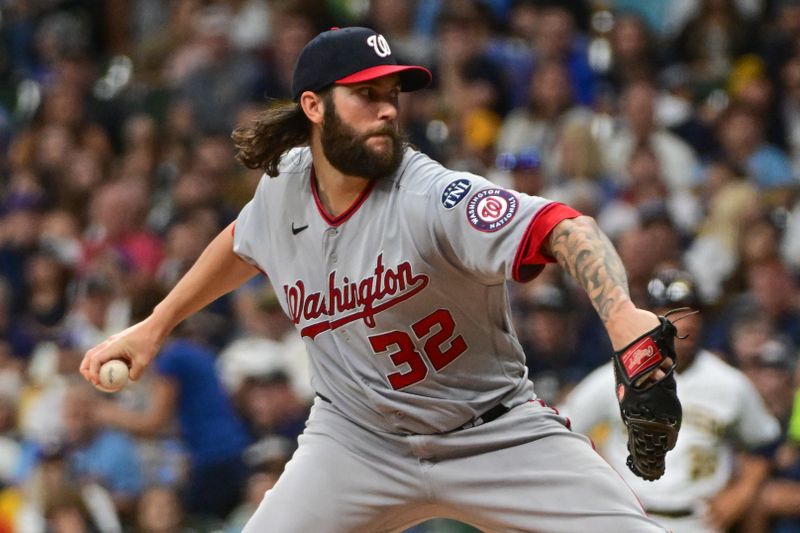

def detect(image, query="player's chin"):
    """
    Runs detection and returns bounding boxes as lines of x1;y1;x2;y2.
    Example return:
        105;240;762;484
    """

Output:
366;134;394;152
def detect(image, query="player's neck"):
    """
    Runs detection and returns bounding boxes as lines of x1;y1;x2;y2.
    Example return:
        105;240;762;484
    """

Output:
310;143;372;218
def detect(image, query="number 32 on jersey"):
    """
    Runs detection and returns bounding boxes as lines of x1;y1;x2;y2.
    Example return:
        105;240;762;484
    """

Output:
368;309;468;389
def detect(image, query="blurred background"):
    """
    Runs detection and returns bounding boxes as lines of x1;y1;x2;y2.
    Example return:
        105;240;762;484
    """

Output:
0;0;799;532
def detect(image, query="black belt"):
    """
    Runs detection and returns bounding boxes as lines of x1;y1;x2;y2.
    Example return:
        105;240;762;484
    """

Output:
456;402;510;431
316;392;332;404
316;393;510;430
647;508;693;518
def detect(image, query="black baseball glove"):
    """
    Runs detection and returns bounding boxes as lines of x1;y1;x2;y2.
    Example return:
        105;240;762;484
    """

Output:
612;314;682;481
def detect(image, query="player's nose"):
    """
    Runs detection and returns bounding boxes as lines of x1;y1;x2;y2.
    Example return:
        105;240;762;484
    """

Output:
377;100;398;122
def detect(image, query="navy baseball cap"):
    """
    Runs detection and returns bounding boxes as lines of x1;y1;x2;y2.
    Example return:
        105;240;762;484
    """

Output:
291;27;432;101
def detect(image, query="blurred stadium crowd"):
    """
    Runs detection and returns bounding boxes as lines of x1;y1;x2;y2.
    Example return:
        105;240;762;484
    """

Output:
0;0;800;532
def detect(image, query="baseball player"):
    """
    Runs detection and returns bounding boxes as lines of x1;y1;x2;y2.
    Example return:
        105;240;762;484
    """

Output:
562;268;781;533
81;27;677;532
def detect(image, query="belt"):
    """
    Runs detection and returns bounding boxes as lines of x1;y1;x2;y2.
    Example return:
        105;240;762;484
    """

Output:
647;508;693;518
316;393;510;430
459;403;510;430
316;392;332;403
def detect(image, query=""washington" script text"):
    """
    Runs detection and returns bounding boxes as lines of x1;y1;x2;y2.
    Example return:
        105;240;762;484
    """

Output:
283;254;429;338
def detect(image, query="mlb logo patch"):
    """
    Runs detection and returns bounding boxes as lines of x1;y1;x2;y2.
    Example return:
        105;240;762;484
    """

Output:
466;188;518;232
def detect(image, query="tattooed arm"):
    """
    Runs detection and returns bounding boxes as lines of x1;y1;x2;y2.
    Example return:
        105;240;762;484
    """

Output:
544;216;660;351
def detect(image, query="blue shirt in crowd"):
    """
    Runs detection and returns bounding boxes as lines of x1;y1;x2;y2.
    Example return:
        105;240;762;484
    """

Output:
70;430;143;497
748;144;797;190
155;339;251;467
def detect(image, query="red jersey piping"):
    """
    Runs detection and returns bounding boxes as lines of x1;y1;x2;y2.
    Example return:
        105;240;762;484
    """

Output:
310;166;378;227
511;202;582;282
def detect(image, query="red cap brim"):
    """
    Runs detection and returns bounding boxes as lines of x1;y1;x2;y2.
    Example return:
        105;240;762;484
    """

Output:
336;65;432;92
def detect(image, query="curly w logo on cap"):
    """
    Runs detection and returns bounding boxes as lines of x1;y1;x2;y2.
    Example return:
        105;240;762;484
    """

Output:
290;27;431;101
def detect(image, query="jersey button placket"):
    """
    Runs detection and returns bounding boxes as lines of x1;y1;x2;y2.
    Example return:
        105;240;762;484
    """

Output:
324;227;340;266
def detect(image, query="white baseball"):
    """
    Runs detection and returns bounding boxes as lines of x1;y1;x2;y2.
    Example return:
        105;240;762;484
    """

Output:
98;359;130;392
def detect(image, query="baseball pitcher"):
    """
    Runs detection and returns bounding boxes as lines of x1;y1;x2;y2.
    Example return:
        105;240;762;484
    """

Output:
81;27;680;532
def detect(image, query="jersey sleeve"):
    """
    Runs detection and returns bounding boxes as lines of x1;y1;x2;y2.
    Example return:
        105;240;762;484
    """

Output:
232;174;270;269
232;148;310;270
732;373;781;450
428;172;581;284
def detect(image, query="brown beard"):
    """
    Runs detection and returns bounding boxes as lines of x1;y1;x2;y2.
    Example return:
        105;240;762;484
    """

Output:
320;96;405;180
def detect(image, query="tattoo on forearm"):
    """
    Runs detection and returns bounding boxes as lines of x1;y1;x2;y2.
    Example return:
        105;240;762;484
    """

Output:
549;218;630;321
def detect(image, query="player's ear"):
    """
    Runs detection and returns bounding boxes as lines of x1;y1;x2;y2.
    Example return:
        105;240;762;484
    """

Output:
300;91;325;125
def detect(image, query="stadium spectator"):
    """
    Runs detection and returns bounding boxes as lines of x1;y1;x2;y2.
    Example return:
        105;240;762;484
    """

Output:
430;2;508;166
175;5;263;135
684;159;760;303
598;146;700;238
93;330;251;520
604;12;662;92
218;280;310;402
672;0;759;85
741;340;800;533
17;442;122;533
496;61;590;180
707;258;800;354
135;485;193;533
541;118;614;217
82;180;164;280
716;104;796;190
59;382;143;513
529;3;596;105
517;280;609;405
250;5;317;101
741;337;798;422
784;55;800;170
602;80;699;195
225;435;293;533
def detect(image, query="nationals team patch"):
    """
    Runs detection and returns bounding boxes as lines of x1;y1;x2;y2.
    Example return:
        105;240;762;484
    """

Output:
441;178;472;209
466;188;518;232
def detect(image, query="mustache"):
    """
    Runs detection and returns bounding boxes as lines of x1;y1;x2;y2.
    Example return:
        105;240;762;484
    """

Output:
360;124;399;141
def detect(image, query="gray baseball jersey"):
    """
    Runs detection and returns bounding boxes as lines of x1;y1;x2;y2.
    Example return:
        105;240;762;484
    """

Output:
233;146;666;532
234;146;578;434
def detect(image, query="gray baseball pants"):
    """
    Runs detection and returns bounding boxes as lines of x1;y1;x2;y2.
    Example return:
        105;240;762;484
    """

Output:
243;398;667;532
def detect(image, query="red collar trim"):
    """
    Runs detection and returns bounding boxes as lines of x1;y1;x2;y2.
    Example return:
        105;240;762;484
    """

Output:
310;166;378;227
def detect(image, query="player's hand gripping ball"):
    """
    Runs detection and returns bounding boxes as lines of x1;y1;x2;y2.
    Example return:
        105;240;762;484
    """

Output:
97;359;130;393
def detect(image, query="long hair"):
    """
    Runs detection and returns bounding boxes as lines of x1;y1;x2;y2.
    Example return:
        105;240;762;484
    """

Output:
231;100;311;177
